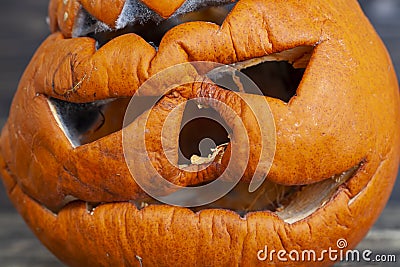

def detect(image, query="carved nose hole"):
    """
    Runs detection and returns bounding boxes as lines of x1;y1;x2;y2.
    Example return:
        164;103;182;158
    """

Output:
178;100;230;165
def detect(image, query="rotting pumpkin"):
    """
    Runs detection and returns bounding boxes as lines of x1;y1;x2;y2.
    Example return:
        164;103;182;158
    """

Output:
0;0;399;266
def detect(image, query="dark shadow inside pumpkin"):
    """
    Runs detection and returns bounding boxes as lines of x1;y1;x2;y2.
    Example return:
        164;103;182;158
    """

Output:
178;100;231;165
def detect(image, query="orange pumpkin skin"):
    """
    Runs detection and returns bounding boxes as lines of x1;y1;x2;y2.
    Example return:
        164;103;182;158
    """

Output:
1;0;399;266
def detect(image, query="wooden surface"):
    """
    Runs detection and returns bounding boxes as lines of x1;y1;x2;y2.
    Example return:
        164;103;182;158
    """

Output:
0;0;399;266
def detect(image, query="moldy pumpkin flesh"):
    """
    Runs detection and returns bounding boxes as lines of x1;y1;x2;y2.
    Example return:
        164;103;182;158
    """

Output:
0;0;399;266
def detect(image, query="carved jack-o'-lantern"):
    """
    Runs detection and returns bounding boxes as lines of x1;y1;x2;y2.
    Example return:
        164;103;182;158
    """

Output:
1;0;399;266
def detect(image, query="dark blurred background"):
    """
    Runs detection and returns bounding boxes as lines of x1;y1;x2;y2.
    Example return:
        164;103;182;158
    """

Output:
0;0;399;266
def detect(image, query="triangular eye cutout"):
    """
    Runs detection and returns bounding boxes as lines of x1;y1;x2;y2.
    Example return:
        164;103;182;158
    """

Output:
48;96;161;147
48;98;130;147
240;61;305;103
207;46;315;103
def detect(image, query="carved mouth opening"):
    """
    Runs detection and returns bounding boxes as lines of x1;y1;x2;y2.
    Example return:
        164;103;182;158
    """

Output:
130;163;362;223
75;2;237;49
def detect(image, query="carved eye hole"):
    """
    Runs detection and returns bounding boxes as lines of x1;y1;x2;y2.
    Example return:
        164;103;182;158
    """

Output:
48;97;126;147
240;61;305;102
75;3;237;49
207;45;314;103
48;97;161;147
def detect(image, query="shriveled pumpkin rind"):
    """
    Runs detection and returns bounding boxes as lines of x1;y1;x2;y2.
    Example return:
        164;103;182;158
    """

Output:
3;0;398;209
